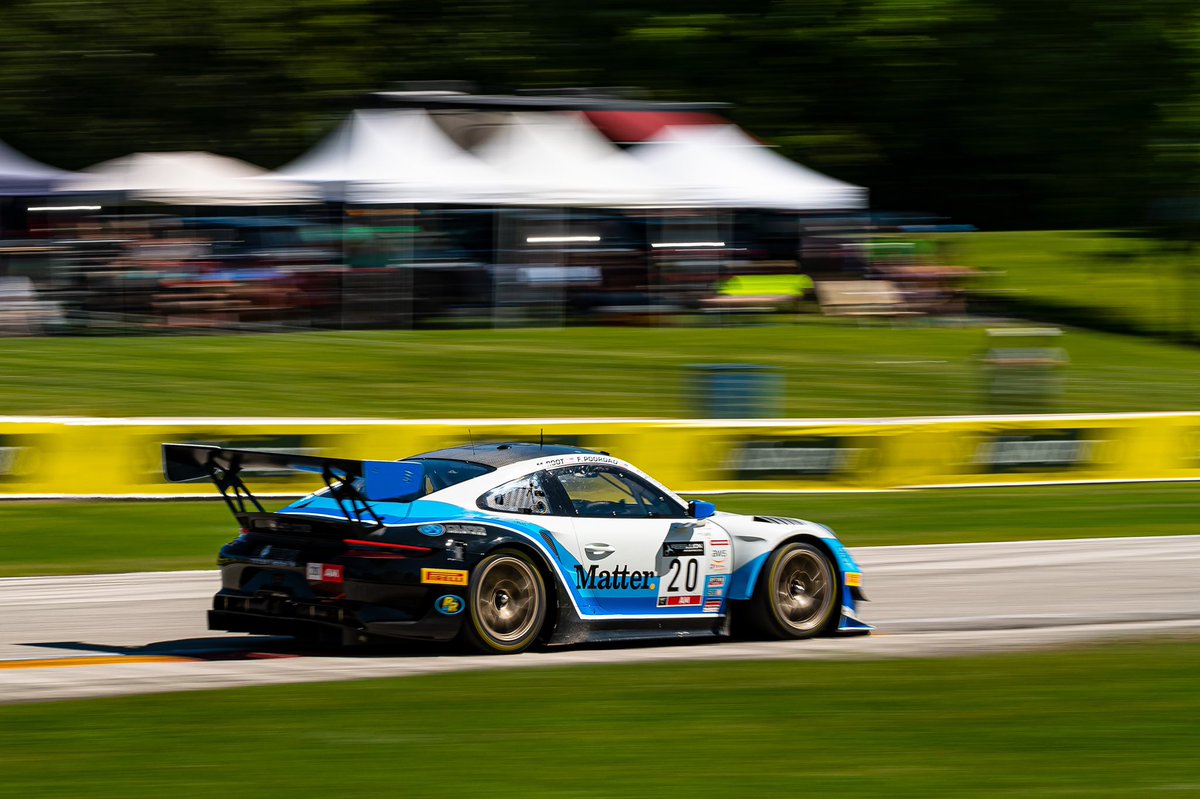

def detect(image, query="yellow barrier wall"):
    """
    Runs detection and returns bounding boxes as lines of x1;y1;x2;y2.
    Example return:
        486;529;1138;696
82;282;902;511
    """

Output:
1;414;1198;497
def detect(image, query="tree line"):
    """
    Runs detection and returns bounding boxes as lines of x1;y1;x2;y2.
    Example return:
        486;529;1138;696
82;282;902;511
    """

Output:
1;0;1198;228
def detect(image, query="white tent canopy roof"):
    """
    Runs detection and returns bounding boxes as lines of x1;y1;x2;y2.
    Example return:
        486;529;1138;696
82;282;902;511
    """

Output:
60;151;316;205
0;138;73;196
472;112;670;207
631;125;868;210
276;109;514;205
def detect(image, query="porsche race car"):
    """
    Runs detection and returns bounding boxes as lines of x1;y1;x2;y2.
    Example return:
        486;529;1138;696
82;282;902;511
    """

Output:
163;441;871;654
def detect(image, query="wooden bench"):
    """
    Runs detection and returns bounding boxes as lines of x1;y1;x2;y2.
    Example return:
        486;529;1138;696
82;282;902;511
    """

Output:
814;280;916;317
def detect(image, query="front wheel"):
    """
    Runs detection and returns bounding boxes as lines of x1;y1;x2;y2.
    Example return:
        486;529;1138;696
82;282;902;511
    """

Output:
743;542;838;639
461;550;547;654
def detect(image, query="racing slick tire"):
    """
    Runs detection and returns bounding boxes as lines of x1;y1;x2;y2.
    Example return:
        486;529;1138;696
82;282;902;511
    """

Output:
461;549;547;654
742;542;838;640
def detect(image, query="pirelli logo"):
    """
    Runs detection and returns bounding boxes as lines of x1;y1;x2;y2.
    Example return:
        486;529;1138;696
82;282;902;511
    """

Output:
421;568;469;586
845;572;862;587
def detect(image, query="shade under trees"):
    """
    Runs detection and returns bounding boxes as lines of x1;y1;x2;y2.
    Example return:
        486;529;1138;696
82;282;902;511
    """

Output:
0;0;1194;225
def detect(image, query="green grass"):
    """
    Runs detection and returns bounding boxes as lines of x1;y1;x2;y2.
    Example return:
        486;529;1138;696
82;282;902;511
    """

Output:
1;640;1196;797
1;322;1199;418
3;481;1196;577
0;501;232;576
938;229;1200;338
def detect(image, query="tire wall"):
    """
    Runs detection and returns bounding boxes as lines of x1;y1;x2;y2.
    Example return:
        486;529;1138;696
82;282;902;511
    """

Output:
1;412;1199;496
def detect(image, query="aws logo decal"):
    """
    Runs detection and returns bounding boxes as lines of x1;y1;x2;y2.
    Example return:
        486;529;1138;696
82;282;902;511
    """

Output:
435;595;464;616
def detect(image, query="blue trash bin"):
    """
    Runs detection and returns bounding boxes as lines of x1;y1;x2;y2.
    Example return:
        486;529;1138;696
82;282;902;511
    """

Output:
688;364;784;418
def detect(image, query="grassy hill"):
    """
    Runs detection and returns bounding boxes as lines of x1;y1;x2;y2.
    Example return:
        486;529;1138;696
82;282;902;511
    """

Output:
939;230;1200;340
1;321;1198;419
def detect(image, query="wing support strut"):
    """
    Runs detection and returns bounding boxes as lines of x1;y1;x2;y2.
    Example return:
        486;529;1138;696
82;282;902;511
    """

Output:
205;452;266;518
319;465;384;529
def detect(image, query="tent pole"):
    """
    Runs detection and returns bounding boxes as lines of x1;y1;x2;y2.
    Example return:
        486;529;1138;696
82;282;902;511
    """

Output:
556;204;565;329
406;205;415;330
340;201;351;331
492;206;501;329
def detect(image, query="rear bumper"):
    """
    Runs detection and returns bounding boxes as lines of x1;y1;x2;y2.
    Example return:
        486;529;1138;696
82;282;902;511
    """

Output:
209;609;363;646
209;591;464;644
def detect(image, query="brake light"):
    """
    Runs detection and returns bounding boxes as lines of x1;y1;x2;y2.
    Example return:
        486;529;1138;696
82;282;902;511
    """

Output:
343;539;433;553
344;551;409;560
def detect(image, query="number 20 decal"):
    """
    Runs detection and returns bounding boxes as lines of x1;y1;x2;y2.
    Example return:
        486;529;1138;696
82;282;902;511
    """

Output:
665;558;699;592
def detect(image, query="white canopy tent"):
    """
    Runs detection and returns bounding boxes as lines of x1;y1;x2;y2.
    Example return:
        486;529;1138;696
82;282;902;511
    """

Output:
0;138;73;196
60;151;316;205
631;125;868;211
275;109;514;205
472;112;672;207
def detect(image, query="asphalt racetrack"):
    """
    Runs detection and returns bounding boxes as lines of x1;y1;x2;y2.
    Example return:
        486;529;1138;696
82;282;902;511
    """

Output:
2;535;1198;704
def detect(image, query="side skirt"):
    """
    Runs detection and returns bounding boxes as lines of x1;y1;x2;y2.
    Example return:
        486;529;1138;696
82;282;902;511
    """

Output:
547;602;726;646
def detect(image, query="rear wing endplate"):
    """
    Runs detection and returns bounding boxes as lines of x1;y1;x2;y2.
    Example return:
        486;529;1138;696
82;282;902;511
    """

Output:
161;443;424;527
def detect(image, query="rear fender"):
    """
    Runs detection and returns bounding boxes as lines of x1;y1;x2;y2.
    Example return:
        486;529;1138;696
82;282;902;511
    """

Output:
480;538;564;643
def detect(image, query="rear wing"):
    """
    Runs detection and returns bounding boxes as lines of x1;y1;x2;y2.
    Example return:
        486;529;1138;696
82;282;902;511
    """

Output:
161;443;424;527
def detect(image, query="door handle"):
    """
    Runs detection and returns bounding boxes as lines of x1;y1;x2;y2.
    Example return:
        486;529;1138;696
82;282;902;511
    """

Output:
584;543;615;560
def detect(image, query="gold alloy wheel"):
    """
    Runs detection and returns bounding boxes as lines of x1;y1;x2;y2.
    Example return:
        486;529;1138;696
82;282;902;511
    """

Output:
771;546;834;633
474;555;542;644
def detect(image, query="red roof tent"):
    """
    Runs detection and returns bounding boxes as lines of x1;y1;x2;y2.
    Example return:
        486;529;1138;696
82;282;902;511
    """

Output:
585;111;728;144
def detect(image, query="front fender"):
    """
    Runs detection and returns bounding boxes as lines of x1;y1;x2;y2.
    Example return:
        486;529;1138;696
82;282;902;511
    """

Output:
727;535;871;634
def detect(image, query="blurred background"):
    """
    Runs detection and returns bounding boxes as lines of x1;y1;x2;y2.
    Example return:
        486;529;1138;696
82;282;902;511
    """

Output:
0;0;1198;349
1;6;1199;795
0;0;1198;478
0;0;1197;478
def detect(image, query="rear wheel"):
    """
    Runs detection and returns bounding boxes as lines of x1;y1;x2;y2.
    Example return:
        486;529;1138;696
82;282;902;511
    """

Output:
462;550;547;654
744;542;838;639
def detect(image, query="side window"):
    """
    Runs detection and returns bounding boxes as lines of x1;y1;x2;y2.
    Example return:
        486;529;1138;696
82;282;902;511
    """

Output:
478;473;551;515
551;465;684;518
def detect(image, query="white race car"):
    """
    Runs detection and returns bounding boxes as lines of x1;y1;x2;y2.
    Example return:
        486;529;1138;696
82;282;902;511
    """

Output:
164;441;871;653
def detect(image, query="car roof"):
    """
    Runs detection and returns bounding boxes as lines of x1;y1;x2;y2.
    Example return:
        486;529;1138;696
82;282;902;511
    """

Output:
410;442;600;469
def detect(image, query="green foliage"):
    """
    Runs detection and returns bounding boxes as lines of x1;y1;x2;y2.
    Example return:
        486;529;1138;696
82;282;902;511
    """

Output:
0;0;1198;224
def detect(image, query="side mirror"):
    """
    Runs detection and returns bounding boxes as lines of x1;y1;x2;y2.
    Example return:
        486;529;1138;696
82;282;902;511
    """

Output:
363;461;425;502
687;500;716;520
